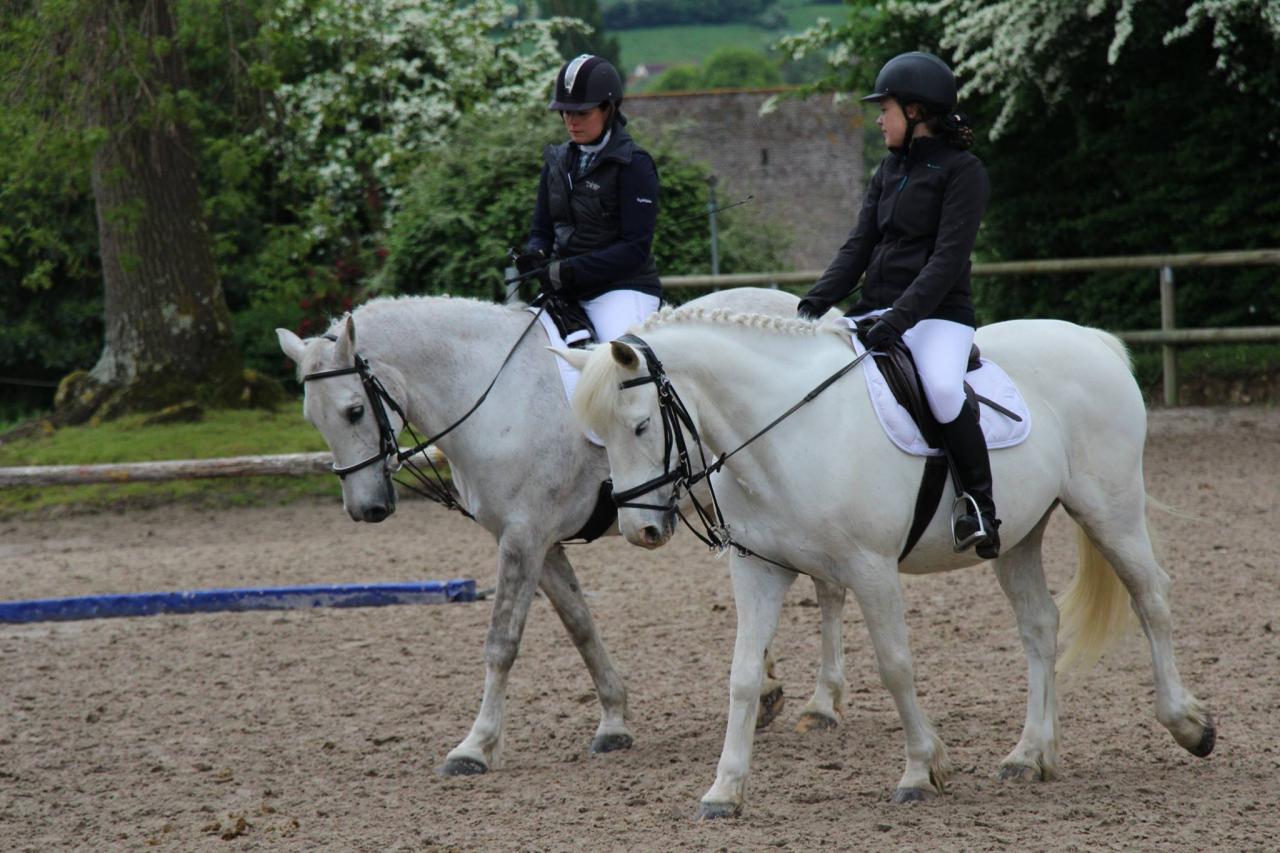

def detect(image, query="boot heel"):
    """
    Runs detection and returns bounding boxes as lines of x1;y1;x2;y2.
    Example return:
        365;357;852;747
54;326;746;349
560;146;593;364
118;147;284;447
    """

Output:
975;519;1002;559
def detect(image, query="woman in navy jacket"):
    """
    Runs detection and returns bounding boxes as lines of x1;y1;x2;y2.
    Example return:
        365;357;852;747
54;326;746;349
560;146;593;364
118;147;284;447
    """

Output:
799;51;1001;558
516;55;662;344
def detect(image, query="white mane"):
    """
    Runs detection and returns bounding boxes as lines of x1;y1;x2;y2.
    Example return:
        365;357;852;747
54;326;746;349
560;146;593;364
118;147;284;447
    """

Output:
323;293;522;339
575;305;835;432
638;304;820;336
299;293;528;379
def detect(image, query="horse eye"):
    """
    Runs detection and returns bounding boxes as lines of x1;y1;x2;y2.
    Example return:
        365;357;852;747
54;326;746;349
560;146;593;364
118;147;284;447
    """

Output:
346;404;365;424
634;418;650;437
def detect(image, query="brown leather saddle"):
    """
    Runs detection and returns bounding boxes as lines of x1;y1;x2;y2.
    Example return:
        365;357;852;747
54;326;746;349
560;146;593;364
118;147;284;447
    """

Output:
532;292;597;348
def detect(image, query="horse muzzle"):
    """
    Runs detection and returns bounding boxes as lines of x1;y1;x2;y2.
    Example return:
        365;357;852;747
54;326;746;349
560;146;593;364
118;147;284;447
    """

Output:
624;507;676;549
346;471;398;523
360;502;395;523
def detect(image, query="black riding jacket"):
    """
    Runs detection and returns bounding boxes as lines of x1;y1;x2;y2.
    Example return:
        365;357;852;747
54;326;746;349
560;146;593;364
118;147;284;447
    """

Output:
529;124;661;302
799;136;989;331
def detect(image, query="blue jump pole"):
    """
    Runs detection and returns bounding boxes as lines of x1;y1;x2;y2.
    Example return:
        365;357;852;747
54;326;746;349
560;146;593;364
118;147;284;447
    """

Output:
0;579;476;624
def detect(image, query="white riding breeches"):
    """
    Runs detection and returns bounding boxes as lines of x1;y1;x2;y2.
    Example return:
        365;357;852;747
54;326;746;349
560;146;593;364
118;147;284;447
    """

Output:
581;289;661;343
855;310;976;424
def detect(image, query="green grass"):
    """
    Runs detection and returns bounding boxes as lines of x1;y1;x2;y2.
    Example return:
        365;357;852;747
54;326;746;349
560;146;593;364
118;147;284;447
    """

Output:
781;2;847;31
618;4;844;79
0;406;340;517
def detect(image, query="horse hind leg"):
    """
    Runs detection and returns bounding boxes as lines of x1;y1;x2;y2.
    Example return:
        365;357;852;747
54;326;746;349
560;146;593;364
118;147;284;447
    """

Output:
795;577;846;733
540;545;633;754
991;508;1060;782
438;527;545;776
755;647;785;730
759;576;847;732
1063;484;1216;759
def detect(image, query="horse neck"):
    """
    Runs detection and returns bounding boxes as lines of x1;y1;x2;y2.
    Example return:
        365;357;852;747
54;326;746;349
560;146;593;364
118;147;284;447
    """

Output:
652;323;845;455
354;298;534;457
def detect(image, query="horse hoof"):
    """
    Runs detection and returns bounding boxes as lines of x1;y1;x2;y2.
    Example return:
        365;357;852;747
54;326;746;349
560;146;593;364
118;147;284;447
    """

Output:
697;801;741;821
794;711;839;734
1189;720;1216;758
755;687;785;730
437;757;488;777
590;732;634;754
891;787;937;804
998;763;1043;783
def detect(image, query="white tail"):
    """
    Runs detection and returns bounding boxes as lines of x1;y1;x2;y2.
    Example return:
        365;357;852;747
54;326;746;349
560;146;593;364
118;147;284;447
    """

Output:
1056;525;1135;672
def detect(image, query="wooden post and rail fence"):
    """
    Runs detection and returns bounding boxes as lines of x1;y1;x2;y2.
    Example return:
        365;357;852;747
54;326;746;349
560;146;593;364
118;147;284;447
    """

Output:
2;249;1276;488
664;248;1280;409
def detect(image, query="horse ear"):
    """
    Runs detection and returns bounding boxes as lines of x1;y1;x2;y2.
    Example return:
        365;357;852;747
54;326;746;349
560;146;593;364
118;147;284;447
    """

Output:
610;340;639;369
548;346;590;372
333;314;356;364
276;328;306;365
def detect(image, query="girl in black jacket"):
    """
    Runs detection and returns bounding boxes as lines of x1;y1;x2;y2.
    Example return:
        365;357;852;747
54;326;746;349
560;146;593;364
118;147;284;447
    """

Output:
798;51;1001;558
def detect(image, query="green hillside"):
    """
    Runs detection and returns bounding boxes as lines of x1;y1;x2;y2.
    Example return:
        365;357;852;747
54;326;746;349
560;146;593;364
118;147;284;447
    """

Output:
618;3;844;84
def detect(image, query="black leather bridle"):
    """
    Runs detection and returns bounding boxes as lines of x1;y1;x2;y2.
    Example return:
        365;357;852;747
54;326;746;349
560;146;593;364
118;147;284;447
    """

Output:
300;308;545;519
609;332;873;564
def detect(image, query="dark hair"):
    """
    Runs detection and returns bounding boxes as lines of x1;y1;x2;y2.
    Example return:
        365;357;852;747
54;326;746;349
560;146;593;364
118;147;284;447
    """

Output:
926;109;976;150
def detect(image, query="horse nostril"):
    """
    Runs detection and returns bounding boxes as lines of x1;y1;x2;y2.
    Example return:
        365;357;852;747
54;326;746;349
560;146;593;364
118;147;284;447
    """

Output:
642;525;662;543
365;505;389;523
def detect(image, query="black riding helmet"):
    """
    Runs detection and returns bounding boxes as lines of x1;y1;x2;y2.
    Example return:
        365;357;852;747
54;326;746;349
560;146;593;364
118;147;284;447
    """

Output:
548;54;624;111
860;51;957;113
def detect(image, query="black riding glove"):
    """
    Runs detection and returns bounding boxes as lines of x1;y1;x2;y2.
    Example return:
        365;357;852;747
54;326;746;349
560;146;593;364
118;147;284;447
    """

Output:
864;316;904;350
514;249;547;276
535;260;574;295
796;301;823;322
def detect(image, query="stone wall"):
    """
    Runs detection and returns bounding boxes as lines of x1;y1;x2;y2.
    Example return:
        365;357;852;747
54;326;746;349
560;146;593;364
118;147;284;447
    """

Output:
623;88;865;270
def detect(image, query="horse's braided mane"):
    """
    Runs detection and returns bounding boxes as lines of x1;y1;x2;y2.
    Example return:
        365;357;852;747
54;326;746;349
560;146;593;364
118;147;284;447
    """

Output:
638;304;819;336
576;305;825;430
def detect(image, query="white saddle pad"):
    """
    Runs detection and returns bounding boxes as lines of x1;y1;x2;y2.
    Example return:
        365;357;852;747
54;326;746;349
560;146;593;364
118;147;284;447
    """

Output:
535;309;605;447
842;322;1031;457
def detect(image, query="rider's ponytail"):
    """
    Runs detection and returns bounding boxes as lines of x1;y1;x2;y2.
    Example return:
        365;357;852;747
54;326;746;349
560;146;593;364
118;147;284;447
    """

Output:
932;111;975;150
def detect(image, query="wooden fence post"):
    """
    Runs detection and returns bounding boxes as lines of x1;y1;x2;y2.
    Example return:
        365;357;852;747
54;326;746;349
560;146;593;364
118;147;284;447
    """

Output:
1160;266;1178;406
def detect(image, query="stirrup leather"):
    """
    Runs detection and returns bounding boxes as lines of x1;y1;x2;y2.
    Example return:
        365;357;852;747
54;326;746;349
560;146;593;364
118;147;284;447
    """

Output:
950;491;991;552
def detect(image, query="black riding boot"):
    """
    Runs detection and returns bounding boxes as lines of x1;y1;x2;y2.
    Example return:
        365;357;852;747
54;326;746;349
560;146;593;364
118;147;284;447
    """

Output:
939;406;1001;559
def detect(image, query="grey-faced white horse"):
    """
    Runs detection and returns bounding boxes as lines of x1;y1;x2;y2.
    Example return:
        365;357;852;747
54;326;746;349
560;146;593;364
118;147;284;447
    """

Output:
275;288;846;776
563;307;1215;817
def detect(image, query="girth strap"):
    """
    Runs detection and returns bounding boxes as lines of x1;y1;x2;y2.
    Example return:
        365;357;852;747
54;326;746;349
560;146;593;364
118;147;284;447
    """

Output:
900;455;948;563
563;479;619;543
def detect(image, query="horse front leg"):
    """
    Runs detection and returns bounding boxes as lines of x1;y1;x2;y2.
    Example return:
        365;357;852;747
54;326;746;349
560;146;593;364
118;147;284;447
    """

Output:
699;554;795;820
539;545;633;754
438;527;545;775
843;556;951;803
796;577;846;732
991;509;1060;782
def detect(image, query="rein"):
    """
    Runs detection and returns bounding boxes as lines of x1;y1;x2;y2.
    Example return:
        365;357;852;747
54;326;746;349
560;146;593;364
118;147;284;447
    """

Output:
301;307;546;519
612;332;874;569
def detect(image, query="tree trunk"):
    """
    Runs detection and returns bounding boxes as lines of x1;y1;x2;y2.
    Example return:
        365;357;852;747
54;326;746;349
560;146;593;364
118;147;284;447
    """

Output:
57;0;247;423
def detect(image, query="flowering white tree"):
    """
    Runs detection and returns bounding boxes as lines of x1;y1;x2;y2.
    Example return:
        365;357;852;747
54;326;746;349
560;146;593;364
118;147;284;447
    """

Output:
260;0;581;243
782;0;1280;137
778;0;1280;331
